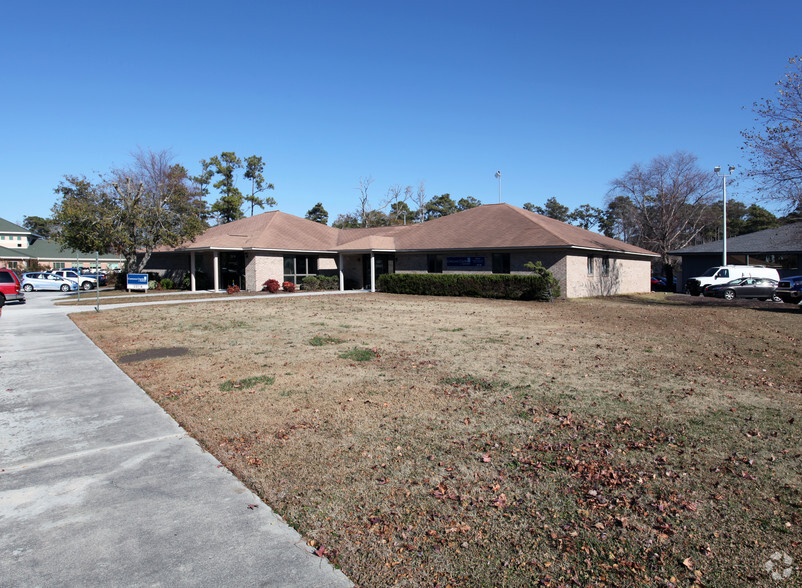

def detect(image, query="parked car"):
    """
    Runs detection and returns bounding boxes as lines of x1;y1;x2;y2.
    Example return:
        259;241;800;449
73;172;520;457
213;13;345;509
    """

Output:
21;272;79;292
75;268;108;286
50;269;97;290
651;275;677;291
685;265;780;296
702;277;781;301
774;275;802;306
0;268;25;304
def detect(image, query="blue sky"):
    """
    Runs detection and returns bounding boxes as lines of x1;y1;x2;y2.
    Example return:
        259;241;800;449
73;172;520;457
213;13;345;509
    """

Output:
1;1;800;226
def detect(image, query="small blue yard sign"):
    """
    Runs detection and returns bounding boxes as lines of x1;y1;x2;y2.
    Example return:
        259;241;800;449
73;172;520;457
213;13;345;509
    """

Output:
127;273;149;291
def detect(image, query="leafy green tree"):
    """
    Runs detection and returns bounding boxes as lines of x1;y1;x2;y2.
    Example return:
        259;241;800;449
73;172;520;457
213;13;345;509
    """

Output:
569;204;604;230
243;155;276;216
51;150;208;272
425;194;458;219
742;203;780;234
23;215;56;238
742;56;802;211
209;152;244;223
457;196;482;211
780;204;802;224
530;197;571;221
363;209;390;227
389;200;413;224
192;159;214;200
51;176;111;254
599;195;638;241
305;202;329;224
700;199;749;241
331;212;361;228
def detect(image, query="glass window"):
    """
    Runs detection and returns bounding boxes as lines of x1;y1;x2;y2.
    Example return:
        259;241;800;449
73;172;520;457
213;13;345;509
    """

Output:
718;269;729;278
283;255;318;284
492;253;510;274
601;257;610;276
427;254;442;273
587;256;594;275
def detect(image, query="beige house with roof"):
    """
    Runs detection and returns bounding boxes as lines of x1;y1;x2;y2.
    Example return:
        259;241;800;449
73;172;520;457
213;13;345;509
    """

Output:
145;203;657;298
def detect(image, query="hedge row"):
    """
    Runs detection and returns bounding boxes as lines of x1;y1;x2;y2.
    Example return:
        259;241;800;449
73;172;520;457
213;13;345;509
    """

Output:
377;272;560;301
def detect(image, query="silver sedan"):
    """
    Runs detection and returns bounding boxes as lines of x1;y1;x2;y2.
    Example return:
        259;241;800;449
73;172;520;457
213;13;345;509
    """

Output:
21;272;79;292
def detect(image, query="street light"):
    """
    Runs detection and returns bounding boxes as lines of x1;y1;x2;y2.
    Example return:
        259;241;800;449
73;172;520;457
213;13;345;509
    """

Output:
714;165;735;266
494;171;501;203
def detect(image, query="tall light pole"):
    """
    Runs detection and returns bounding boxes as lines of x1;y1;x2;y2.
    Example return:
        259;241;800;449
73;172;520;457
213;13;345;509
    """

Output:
714;165;735;266
494;171;501;203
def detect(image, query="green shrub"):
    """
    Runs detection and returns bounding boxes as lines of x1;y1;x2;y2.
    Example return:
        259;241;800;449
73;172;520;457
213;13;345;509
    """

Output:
319;275;339;290
302;276;321;291
377;271;560;301
160;278;174;290
148;279;159;290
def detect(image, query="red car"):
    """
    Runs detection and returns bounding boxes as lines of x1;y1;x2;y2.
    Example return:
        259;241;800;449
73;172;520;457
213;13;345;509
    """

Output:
0;268;26;304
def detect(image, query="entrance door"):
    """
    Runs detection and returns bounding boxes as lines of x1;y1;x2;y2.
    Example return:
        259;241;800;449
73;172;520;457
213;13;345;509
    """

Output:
220;252;246;289
362;254;395;289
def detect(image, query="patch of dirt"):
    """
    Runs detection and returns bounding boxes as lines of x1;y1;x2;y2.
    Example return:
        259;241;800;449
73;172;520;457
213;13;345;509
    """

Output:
118;346;190;363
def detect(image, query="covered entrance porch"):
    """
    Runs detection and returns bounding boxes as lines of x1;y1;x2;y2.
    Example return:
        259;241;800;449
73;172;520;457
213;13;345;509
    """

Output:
337;252;395;292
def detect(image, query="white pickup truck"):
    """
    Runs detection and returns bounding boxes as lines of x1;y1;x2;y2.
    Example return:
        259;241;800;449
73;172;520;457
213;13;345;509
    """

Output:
50;269;97;291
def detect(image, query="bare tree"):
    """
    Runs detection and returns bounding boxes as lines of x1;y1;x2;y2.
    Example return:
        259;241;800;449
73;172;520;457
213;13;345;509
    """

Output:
742;56;802;211
608;151;720;278
411;181;428;222
356;176;374;227
383;184;414;224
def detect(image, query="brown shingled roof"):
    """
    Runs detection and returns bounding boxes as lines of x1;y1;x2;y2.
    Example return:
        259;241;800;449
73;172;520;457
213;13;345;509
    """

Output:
179;211;341;251
390;204;655;255
172;204;656;257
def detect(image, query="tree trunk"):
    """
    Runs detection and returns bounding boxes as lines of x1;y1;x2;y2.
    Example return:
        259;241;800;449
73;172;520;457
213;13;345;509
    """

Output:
663;262;674;293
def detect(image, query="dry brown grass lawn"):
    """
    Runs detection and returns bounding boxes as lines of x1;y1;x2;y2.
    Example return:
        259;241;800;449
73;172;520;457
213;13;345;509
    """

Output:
71;293;802;587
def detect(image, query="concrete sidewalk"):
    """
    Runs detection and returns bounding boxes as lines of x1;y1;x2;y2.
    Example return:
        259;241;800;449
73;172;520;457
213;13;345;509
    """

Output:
0;293;352;587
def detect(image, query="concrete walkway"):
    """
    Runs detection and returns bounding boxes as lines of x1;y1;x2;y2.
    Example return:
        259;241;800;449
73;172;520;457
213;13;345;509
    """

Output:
0;292;352;587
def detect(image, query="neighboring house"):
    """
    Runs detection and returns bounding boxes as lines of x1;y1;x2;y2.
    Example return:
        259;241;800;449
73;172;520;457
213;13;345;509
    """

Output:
670;222;802;284
145;204;657;298
0;217;124;271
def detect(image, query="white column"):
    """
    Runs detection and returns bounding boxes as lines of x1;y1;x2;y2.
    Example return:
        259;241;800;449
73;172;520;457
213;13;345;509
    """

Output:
338;253;344;291
190;252;196;292
213;251;220;291
370;252;376;292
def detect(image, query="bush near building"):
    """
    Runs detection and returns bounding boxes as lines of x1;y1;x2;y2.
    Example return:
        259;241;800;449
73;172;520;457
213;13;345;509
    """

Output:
378;272;560;301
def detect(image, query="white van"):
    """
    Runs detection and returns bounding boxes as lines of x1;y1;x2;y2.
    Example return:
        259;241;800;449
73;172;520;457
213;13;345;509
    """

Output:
685;265;780;296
